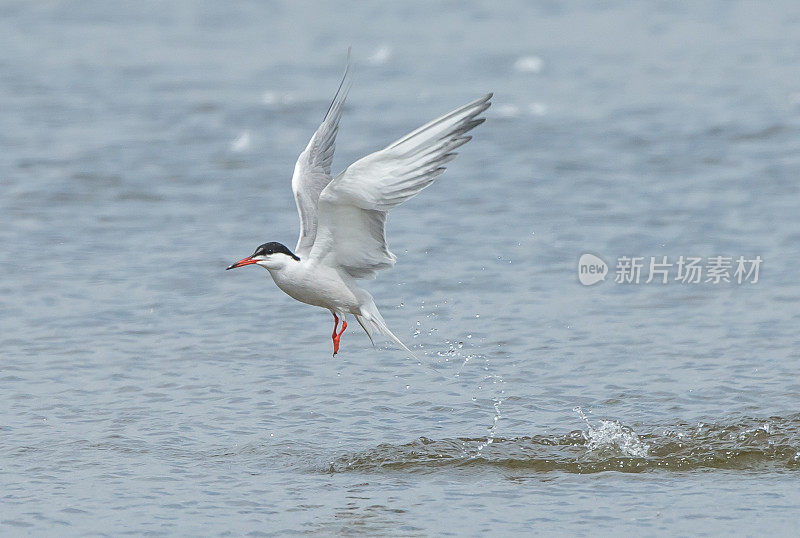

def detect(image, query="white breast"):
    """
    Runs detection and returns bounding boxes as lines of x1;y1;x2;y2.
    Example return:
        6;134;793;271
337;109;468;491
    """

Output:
267;261;362;313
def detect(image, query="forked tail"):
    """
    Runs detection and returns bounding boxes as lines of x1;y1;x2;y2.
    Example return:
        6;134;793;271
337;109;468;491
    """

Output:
355;300;418;360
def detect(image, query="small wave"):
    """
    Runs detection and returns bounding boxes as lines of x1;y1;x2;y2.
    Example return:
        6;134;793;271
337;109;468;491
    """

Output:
328;415;800;474
494;104;521;119
513;55;544;73
261;91;297;107
493;103;547;119
528;102;547;116
367;45;392;65
229;130;251;152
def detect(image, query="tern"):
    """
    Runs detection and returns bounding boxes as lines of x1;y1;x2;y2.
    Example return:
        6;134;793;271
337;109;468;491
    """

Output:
227;59;491;356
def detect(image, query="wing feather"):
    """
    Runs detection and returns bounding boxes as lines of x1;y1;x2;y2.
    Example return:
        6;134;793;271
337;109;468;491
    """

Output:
309;93;492;278
291;54;352;257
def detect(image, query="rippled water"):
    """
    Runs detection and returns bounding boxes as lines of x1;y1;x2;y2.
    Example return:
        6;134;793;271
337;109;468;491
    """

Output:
334;413;800;475
3;1;800;535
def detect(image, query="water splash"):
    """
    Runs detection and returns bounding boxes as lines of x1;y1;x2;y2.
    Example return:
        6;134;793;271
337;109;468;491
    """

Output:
473;388;503;456
574;407;650;458
329;415;800;474
449;344;504;457
414;327;505;459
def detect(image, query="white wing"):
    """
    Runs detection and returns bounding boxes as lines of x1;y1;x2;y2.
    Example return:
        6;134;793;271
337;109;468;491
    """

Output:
291;57;352;258
308;93;492;279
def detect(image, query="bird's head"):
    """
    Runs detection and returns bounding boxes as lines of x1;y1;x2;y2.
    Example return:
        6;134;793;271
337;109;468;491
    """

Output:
226;241;300;271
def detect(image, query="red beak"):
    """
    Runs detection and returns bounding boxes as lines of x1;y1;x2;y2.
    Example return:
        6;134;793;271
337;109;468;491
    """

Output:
226;257;258;270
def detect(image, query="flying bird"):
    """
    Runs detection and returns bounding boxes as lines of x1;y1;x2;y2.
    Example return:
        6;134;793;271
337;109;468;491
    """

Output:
227;58;491;356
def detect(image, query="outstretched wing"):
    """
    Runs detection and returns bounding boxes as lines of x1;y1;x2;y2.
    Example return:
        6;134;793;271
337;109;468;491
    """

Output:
308;93;492;279
291;56;352;258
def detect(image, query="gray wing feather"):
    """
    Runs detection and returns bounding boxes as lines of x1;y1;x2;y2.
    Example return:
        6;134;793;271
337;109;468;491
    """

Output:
292;55;352;257
311;93;492;279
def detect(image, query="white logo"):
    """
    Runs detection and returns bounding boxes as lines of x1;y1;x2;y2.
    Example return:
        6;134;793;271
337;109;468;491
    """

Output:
578;253;608;286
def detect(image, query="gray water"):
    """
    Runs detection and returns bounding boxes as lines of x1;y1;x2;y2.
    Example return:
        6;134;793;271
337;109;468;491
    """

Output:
3;1;800;535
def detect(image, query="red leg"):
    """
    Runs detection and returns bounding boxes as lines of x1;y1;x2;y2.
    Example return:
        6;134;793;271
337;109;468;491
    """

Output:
331;313;340;355
332;317;347;356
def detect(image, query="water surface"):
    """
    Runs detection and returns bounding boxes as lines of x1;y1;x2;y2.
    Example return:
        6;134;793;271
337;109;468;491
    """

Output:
3;1;800;535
